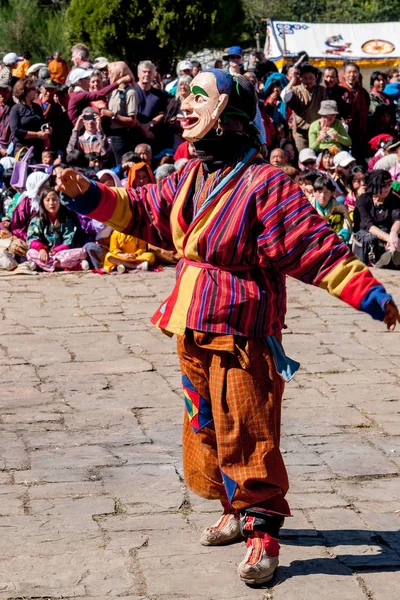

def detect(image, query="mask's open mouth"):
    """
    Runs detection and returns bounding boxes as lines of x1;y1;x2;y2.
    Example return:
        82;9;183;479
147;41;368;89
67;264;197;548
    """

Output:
178;115;199;129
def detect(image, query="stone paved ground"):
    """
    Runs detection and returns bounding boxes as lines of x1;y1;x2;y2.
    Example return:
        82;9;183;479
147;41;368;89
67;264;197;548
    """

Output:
0;267;400;599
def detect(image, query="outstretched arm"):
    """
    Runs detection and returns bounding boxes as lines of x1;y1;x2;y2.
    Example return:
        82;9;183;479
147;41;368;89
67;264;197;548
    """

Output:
257;169;400;330
57;168;180;250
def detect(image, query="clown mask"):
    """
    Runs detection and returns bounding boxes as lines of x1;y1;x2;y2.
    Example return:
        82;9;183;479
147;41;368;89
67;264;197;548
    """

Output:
180;70;230;142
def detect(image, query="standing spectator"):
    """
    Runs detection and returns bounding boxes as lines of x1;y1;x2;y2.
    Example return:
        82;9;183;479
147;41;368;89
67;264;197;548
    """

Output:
386;68;400;84
1;53;22;86
12;51;31;81
48;51;70;85
164;75;192;149
191;61;202;78
100;62;137;164
281;64;327;152
67;68;129;126
26;63;46;81
38;79;66;152
135;61;168;146
286;65;301;87
10;78;50;161
322;67;348;117
308;100;351;153
93;57;110;84
165;60;193;96
0;81;14;156
71;44;91;69
223;46;244;76
252;51;278;81
342;63;370;162
66;44;92;86
369;71;391;115
88;71;108;112
67;107;110;160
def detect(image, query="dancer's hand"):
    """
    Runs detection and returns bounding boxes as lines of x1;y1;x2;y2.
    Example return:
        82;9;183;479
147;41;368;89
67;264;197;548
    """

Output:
384;300;400;331
56;168;90;198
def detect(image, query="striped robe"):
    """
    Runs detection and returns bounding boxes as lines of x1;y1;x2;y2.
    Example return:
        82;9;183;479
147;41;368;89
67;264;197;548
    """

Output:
61;153;392;338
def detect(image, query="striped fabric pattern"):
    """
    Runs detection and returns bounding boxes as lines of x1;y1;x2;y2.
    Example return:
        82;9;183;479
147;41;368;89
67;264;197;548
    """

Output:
61;155;392;337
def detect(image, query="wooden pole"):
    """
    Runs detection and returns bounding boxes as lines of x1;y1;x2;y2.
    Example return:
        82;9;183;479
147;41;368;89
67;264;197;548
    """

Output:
282;26;287;67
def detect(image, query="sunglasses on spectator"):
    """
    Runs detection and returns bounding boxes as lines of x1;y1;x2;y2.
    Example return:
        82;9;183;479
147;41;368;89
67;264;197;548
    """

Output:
302;160;316;166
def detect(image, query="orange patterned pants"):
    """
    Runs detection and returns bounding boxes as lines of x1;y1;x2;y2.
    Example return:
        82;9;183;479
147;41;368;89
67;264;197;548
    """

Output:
177;330;290;514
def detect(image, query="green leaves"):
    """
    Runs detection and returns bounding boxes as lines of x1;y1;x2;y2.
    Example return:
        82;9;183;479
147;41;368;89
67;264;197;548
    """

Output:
65;0;244;64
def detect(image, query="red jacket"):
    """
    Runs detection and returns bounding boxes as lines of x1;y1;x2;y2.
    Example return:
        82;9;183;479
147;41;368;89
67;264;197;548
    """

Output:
67;83;118;125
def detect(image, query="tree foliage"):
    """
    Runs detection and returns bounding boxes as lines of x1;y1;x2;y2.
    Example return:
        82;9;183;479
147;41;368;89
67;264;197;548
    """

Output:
0;0;399;67
0;0;68;60
64;0;244;65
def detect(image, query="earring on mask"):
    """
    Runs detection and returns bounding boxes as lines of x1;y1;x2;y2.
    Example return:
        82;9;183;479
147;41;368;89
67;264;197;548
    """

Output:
216;119;223;136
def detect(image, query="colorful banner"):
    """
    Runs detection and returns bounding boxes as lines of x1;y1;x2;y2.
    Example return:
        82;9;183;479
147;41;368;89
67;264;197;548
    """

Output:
265;21;400;66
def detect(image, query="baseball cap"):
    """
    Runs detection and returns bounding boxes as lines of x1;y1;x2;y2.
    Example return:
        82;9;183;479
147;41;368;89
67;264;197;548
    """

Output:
299;148;317;164
3;52;22;66
333;151;355;168
69;67;94;85
223;46;243;60
177;60;193;74
93;57;109;70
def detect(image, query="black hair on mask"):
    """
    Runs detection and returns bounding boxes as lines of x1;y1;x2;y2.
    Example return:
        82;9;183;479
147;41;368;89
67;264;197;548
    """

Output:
222;74;258;124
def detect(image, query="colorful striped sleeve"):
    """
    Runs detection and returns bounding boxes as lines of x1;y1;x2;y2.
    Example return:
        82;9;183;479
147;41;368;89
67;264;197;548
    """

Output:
61;169;182;249
256;167;393;321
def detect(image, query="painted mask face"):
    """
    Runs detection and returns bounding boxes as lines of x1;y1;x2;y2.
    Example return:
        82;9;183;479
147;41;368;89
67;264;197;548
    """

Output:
180;72;229;142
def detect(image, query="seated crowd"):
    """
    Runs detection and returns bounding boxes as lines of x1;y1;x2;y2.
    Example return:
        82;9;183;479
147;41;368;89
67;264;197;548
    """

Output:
0;45;399;273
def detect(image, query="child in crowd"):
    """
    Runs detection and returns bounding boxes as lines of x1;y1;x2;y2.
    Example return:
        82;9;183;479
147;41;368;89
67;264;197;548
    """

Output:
127;162;155;188
26;188;87;271
86;153;104;172
311;176;352;244
96;169;122;187
298;170;319;201
345;166;367;221
41;150;56;166
103;230;155;273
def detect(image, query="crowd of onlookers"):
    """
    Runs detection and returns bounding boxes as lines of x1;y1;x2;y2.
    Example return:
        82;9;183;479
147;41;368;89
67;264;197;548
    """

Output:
0;43;399;273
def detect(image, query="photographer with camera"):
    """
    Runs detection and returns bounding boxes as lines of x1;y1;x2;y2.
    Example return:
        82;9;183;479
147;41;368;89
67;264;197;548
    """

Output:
10;78;52;161
66;106;110;162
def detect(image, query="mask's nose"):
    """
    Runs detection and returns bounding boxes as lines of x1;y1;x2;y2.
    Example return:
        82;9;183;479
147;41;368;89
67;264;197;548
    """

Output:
181;96;192;113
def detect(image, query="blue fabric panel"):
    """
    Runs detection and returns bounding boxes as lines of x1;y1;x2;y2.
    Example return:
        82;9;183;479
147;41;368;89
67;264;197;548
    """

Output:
360;285;392;321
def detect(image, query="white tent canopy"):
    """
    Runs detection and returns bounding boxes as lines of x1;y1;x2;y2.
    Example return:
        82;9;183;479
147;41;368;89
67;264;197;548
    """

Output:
265;21;400;65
